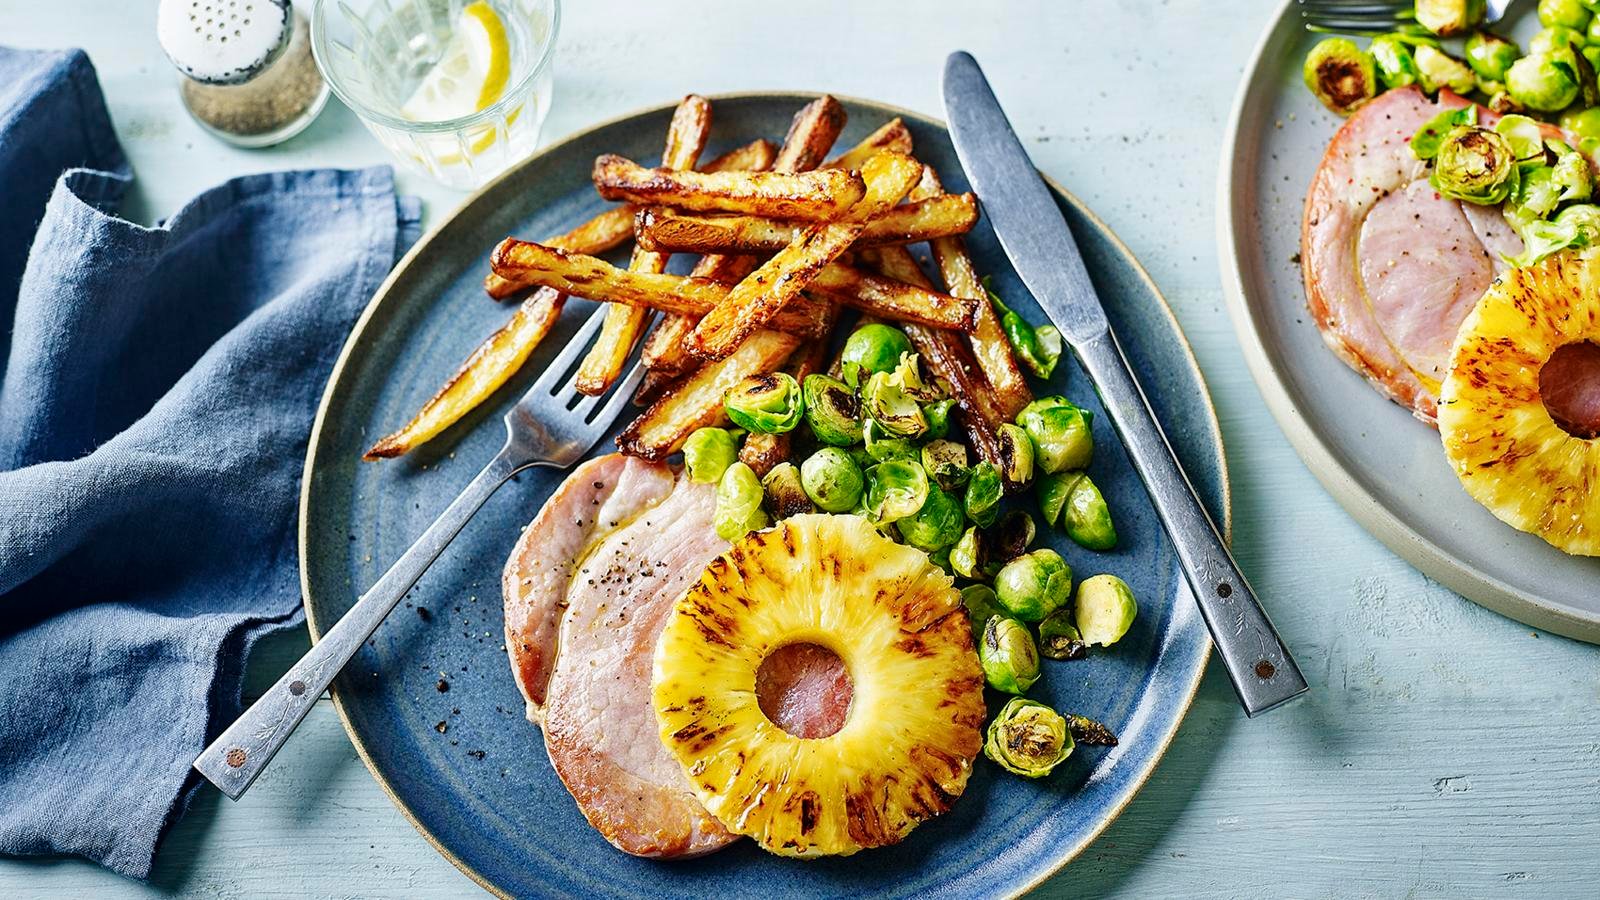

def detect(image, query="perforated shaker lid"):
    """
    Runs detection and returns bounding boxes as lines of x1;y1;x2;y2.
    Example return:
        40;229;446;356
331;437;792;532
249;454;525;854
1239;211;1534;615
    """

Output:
157;0;291;85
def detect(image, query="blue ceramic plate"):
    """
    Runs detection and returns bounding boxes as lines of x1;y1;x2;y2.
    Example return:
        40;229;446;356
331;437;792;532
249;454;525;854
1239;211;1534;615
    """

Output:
301;94;1222;898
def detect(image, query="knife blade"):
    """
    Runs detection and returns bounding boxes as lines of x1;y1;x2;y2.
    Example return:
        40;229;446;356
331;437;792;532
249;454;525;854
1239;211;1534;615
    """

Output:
943;51;1307;716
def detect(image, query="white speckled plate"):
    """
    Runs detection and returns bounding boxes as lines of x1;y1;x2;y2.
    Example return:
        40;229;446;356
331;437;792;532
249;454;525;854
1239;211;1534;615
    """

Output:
1218;2;1600;642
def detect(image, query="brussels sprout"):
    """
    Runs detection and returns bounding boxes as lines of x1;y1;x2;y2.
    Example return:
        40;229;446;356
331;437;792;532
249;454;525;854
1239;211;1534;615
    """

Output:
927;546;954;575
1431;126;1518;205
961;584;1005;645
1038;609;1088;661
994;548;1073;622
1529;25;1586;55
839;323;913;389
683;427;739;484
989;510;1037;566
1303;37;1378;116
1493;113;1547;161
724;372;804;434
923;398;956;441
1410;105;1476;160
1539;0;1592;30
862;370;928;439
799;447;864;513
1074;574;1138;647
1414;44;1478;95
1560;105;1600;153
984;697;1073;778
1066;714;1119;747
896;484;965;551
979;616;1041;695
1485;87;1523;115
1507;165;1562;229
1465;31;1520;82
1370;34;1423;90
951;526;987;580
984;279;1063;378
1415;0;1485;36
1506;52;1581;111
865;458;929;524
996;422;1035;486
1057;472;1118;550
1512;202;1600;265
715;462;769;540
1551;140;1593;201
801;373;862;446
761;462;814;519
863;418;918;462
964;461;1003;528
1016;396;1094;474
920;439;969;491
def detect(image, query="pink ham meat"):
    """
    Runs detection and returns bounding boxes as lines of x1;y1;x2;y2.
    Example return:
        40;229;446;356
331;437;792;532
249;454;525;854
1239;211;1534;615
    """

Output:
503;455;737;858
1302;87;1524;423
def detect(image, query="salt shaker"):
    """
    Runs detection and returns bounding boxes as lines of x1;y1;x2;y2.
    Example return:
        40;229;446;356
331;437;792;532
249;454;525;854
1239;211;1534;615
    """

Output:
157;0;329;147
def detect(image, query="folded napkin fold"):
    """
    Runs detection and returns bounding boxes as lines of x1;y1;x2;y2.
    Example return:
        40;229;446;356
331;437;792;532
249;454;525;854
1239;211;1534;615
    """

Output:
0;47;420;878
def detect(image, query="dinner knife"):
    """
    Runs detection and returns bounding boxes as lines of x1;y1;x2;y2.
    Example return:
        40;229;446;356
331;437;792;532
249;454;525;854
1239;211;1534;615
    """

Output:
943;51;1307;716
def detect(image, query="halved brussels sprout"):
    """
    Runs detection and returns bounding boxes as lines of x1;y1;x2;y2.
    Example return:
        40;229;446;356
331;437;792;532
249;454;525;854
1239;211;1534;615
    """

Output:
761;461;814;519
1493;113;1546;161
984;697;1073;778
1052;472;1118;550
979;615;1041;695
921;439;969;491
896;484;965;551
865;458;929;524
1431;126;1518;205
862;370;928;439
996;422;1035;486
1074;574;1138;647
1016;396;1094;474
799;447;864;513
1038;608;1088;661
1465;31;1519;82
1506;51;1580;111
1371;34;1424;90
960;584;1005;645
994;548;1073;622
923;398;956;441
683;426;739;484
989;510;1037;566
715;462;769;540
1415;44;1478;95
1538;0;1591;30
1415;0;1485;36
863;418;918;462
801;373;862;446
1528;25;1586;55
724;372;804;434
839;323;913;389
984;279;1063;378
964;461;1003;528
950;526;987;580
1304;37;1378;115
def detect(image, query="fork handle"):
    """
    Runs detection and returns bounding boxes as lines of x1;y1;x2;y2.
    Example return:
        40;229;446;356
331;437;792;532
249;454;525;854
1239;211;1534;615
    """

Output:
194;445;529;799
1075;330;1308;716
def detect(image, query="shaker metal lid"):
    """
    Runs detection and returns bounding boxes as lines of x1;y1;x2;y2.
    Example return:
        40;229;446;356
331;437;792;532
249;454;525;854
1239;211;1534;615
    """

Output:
157;0;292;85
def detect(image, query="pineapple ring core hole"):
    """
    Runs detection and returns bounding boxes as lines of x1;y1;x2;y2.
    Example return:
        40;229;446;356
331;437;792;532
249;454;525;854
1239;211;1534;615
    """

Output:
754;642;853;739
1539;340;1600;440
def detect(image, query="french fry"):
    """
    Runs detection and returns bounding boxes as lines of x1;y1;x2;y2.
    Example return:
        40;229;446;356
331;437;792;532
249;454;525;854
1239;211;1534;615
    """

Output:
634;193;977;255
809;262;977;332
365;288;564;459
915;166;1034;420
704;137;778;174
484;206;636;300
617;329;801;460
687;152;924;361
574;95;713;396
592;154;864;221
489;240;833;338
638;254;759;401
772;95;848;173
824;118;913;171
738;303;837;476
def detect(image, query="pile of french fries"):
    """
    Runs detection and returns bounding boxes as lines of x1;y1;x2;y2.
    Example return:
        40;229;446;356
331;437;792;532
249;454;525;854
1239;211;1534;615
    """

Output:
365;94;1035;474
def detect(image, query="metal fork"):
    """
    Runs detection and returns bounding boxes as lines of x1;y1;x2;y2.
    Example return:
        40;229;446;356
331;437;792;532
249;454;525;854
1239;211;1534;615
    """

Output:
1298;0;1512;33
194;305;645;800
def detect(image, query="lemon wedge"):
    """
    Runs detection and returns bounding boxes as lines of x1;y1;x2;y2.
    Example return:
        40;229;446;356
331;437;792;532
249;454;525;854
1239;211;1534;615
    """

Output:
400;1;511;123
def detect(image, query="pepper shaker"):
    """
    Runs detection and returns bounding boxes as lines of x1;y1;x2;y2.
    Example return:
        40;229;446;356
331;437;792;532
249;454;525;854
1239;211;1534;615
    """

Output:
157;0;329;147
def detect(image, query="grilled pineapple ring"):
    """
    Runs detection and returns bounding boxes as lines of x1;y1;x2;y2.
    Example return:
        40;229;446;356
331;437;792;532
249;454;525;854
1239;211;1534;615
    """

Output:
652;514;985;857
1440;250;1600;556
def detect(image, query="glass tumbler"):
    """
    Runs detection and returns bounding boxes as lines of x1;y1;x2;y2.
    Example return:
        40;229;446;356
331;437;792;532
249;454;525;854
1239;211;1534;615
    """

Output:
311;0;559;190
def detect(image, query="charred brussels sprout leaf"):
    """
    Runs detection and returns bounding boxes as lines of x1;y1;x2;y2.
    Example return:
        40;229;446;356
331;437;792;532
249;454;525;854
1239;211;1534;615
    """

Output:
961;584;1005;645
1065;714;1119;747
921;439;969;491
984;697;1074;777
1410;105;1476;160
839;323;913;389
862;358;930;439
964;461;1003;528
801;373;862;446
1505;51;1580;112
683;426;739;484
983;279;1062;379
865;458;929;524
1038;609;1089;661
1465;31;1519;82
896;484;965;551
1017;396;1094;474
715;462;769;540
1415;0;1485;36
724;372;804;434
1075;574;1138;646
994;548;1073;622
799;447;864;513
997;422;1035;486
1431;126;1518;205
1303;37;1378;115
761;462;814;520
979;616;1041;694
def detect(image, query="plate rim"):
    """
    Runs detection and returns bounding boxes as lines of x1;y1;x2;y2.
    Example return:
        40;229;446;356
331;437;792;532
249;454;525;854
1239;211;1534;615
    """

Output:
1215;1;1600;643
300;90;1229;898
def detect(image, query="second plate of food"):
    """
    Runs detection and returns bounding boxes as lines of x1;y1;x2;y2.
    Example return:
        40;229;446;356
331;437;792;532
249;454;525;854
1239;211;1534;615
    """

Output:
301;93;1224;897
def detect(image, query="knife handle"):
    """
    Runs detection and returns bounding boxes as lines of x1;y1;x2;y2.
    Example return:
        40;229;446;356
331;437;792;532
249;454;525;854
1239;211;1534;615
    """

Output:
1075;329;1307;716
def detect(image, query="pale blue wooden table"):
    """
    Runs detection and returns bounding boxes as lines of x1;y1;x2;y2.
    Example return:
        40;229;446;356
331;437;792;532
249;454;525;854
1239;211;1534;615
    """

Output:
4;1;1598;896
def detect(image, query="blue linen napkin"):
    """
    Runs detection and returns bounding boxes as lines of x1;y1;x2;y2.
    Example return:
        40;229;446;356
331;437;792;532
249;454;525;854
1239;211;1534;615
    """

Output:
0;47;421;879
